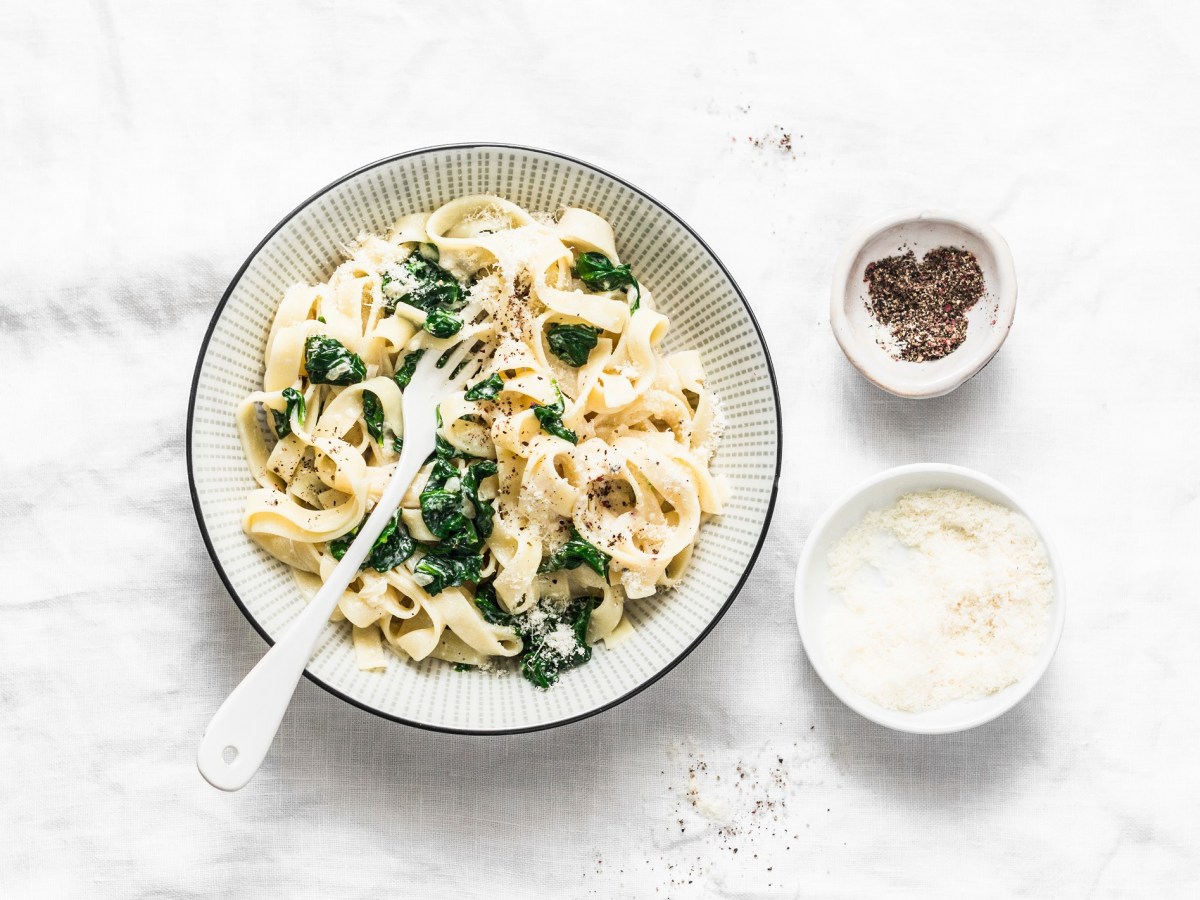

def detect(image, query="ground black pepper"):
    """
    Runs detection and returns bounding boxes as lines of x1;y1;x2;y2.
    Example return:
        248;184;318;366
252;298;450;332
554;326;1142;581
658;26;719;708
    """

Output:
863;246;986;362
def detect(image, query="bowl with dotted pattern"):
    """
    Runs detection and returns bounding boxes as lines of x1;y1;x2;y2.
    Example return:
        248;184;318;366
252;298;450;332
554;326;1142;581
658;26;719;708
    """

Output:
188;144;782;733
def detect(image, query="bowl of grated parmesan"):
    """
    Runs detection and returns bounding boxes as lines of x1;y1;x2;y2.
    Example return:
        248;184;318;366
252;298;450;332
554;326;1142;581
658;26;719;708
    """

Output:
793;464;1064;734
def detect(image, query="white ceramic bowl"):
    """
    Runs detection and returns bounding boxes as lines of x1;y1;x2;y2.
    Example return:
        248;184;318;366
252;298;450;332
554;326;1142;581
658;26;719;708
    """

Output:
830;209;1017;398
188;144;782;734
794;464;1064;734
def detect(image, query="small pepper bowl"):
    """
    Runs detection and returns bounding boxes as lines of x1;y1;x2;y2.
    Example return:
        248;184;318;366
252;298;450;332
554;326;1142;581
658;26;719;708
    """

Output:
830;209;1017;399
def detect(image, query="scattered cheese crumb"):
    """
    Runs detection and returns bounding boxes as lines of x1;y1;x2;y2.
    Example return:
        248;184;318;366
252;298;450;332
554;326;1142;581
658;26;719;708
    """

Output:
543;623;578;658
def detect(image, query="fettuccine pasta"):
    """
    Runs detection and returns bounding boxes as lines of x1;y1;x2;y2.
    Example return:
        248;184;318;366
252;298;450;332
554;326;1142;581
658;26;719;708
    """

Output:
237;196;725;687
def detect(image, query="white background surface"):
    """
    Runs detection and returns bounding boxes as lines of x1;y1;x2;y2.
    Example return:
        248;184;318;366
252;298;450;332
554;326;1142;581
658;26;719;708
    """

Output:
3;1;1198;896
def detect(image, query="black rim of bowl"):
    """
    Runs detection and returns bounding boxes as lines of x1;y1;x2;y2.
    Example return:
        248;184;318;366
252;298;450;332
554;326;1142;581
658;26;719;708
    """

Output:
186;142;784;735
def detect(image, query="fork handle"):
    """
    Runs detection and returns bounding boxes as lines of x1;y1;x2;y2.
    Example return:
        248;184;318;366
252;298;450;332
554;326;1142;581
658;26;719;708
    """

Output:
196;437;429;791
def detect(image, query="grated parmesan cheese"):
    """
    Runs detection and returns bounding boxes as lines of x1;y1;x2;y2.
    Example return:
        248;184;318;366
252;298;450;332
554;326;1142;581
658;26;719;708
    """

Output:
523;606;549;634
380;262;419;300
822;489;1054;712
542;623;579;658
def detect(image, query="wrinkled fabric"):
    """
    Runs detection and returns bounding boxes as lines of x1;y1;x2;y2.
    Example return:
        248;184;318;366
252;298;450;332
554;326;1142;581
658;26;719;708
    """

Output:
2;1;1198;897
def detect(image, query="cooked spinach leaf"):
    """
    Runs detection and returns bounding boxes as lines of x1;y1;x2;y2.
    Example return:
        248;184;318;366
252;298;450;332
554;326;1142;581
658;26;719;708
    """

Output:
576;251;641;313
271;387;306;438
434;433;457;460
305;335;366;385
414;544;483;595
381;251;468;338
433;407;457;460
546;324;601;367
534;409;576;443
423;307;463;339
461;460;499;539
429;405;478;461
519;598;594;689
453;663;473;672
328;520;363;558
420;489;481;552
470;584;598;688
386;253;463;315
520;653;554;689
424;458;456;493
537;527;611;580
420;457;497;551
328;518;364;561
367;512;416;572
473;581;512;625
464;373;504;401
571;598;593;647
361;390;385;441
328;509;414;573
393;349;425;389
532;382;577;444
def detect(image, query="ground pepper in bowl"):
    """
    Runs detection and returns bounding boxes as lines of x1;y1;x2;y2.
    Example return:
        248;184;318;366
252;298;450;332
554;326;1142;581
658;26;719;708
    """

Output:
863;246;986;362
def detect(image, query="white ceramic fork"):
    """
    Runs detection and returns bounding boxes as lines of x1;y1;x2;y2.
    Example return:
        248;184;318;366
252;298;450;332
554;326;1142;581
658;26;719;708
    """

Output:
197;342;476;791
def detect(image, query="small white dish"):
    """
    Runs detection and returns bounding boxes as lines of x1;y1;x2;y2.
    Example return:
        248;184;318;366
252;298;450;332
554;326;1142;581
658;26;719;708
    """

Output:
794;464;1065;734
830;209;1017;399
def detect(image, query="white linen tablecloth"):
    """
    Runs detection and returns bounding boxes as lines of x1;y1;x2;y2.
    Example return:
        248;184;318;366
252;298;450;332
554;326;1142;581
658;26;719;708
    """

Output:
3;1;1198;896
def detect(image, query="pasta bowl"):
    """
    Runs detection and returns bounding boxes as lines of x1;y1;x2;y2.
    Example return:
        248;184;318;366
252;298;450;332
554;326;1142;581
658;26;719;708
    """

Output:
188;144;782;734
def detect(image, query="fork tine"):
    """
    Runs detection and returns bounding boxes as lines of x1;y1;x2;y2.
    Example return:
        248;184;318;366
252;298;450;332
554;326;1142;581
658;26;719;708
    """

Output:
410;337;495;393
441;342;472;380
447;357;483;392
